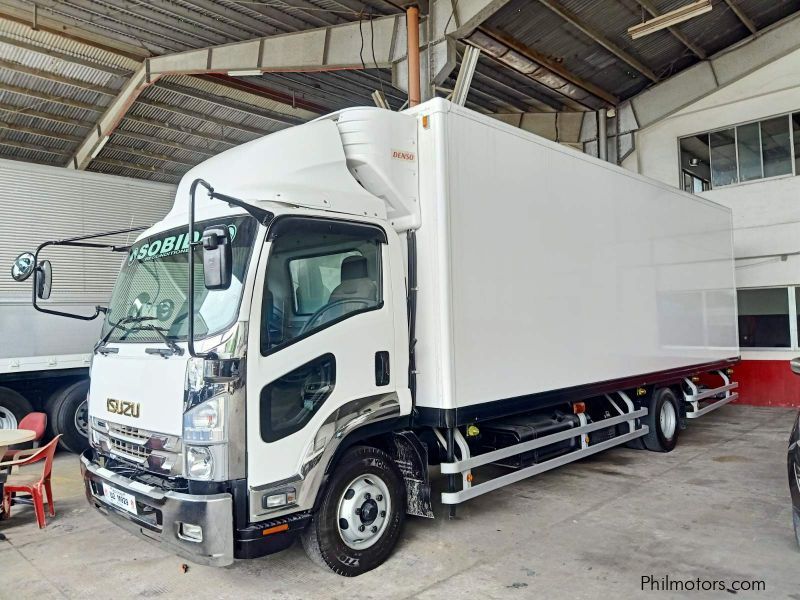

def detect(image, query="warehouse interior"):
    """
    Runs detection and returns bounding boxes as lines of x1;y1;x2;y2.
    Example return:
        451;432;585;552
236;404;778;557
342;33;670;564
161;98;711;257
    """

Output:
2;0;800;597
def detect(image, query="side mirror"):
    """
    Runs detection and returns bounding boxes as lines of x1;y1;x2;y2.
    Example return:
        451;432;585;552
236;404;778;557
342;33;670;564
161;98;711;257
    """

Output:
201;226;232;290
791;357;800;376
11;252;36;282
36;260;52;300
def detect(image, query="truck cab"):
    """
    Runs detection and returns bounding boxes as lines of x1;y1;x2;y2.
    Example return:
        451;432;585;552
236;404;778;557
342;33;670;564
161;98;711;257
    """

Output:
80;109;422;574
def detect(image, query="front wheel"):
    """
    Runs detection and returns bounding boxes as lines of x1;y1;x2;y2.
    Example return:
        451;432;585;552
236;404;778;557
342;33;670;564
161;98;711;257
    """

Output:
301;446;405;576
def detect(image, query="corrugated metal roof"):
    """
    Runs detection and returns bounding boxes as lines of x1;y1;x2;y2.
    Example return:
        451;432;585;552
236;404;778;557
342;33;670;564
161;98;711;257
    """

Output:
0;0;798;182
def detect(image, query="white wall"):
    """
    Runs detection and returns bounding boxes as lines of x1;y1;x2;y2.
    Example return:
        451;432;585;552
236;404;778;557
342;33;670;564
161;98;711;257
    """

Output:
631;46;800;291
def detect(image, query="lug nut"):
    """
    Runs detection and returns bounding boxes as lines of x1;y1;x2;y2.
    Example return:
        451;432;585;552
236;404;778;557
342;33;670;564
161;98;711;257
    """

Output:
376;495;383;501
380;510;386;517
364;493;371;500
359;525;365;532
371;526;378;533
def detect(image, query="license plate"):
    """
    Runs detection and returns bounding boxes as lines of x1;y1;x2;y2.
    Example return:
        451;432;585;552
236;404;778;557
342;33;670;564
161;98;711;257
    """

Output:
102;483;138;515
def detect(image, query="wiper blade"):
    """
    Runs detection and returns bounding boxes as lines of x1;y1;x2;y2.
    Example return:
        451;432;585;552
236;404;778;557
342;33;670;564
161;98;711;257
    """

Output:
94;315;157;353
139;324;184;357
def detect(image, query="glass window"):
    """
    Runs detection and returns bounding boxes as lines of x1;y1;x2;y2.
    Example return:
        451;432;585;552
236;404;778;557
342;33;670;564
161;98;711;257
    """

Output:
101;216;258;343
289;250;361;315
710;129;738;187
737;288;790;348
761;115;792;178
679;135;711;193
792;113;800;176
261;218;383;354
260;354;335;442
736;122;762;181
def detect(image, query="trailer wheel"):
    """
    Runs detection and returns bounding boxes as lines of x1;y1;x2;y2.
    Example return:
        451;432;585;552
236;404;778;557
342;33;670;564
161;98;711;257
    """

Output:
643;388;679;452
0;387;33;429
48;380;90;453
301;446;405;576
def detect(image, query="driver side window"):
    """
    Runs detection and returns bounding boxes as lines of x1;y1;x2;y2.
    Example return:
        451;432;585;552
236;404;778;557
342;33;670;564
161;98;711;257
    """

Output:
261;218;384;355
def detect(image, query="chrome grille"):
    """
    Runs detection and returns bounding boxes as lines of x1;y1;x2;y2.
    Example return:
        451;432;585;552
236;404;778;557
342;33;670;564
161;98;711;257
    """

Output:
93;419;183;476
109;437;150;462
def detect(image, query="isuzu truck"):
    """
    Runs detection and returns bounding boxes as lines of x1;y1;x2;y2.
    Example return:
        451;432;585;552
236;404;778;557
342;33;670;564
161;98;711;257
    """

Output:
14;99;740;575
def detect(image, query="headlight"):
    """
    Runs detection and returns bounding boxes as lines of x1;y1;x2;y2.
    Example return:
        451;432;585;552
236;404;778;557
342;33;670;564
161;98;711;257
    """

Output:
183;396;226;443
186;446;214;480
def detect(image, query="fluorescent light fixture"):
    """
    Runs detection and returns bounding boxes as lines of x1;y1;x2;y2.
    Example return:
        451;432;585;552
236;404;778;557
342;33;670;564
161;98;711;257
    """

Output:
628;0;712;40
227;69;262;77
90;135;109;159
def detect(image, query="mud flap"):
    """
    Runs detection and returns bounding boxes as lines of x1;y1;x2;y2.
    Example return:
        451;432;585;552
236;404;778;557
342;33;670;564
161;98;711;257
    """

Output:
392;431;434;518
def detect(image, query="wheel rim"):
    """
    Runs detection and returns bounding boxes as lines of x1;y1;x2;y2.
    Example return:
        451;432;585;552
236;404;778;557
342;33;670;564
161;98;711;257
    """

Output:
336;474;392;550
74;399;89;437
0;405;18;429
660;399;677;439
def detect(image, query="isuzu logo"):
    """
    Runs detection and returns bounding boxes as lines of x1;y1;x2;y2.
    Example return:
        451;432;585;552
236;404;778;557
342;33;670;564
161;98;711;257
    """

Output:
107;398;140;418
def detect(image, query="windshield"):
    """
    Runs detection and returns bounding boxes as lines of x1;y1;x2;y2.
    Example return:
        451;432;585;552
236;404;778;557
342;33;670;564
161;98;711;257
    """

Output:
101;216;258;344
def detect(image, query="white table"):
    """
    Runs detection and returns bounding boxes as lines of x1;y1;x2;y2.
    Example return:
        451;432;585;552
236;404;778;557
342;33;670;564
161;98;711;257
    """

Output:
0;429;35;460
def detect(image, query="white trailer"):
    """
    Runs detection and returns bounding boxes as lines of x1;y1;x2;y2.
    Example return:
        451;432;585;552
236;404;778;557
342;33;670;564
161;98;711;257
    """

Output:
16;99;739;574
1;159;174;451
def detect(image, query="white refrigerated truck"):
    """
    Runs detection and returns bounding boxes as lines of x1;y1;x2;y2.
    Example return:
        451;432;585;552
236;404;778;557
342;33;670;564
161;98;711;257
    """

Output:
1;159;174;451
15;99;739;575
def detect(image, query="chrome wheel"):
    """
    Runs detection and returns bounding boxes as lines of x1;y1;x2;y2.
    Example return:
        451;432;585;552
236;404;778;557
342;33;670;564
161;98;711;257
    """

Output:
74;399;89;437
336;474;392;550
660;399;677;439
0;405;19;429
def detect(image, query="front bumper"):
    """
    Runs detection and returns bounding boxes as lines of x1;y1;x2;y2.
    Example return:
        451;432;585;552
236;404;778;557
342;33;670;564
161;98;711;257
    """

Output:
80;450;234;567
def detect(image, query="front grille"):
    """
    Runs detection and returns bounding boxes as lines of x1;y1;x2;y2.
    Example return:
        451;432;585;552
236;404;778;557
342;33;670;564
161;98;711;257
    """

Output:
108;423;150;444
96;419;183;476
109;437;150;462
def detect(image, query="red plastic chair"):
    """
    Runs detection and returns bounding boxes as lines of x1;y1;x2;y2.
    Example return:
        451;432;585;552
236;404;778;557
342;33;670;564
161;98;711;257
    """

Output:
1;412;48;461
1;435;61;528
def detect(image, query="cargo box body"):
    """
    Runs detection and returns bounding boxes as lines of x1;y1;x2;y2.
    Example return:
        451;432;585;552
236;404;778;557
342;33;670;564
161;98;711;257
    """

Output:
411;101;738;421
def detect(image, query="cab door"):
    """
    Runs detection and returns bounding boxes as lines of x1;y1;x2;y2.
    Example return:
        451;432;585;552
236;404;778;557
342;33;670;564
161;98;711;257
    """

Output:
246;216;407;519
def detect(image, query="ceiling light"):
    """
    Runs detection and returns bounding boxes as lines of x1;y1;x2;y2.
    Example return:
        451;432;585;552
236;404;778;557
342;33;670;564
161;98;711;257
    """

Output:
227;69;262;77
628;0;712;40
689;157;700;167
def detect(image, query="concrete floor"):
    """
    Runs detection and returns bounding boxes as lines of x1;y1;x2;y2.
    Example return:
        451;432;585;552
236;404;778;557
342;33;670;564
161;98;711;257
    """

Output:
1;405;798;599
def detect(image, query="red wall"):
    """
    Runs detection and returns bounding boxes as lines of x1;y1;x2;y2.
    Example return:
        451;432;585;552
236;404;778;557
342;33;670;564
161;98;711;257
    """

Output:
734;360;800;407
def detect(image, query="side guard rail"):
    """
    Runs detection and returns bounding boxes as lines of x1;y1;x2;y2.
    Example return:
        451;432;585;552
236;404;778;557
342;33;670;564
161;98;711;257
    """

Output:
684;370;738;419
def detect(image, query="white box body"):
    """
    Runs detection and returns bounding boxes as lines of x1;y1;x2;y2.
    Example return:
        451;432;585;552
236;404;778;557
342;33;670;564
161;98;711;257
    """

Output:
407;101;738;414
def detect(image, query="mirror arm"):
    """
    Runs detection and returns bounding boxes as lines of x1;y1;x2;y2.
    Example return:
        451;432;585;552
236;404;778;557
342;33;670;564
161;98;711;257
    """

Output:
187;179;211;359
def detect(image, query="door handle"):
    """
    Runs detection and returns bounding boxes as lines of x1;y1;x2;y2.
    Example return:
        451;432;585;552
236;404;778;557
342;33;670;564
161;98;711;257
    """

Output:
375;351;390;386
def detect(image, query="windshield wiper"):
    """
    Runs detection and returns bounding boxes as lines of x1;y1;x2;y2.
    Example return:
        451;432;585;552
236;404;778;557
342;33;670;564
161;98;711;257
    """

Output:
138;324;184;357
94;315;157;354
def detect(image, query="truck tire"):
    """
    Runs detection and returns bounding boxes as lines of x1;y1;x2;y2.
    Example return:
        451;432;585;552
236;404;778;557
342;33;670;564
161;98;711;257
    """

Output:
301;445;405;576
643;388;679;453
48;380;90;453
0;387;33;429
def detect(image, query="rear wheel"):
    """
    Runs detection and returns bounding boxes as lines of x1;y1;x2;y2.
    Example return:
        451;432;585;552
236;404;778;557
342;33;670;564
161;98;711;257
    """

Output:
0;387;32;429
48;380;90;453
643;388;680;452
301;446;405;576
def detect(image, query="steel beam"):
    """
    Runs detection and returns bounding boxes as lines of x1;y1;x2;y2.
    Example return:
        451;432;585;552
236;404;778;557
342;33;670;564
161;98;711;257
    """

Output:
0;57;118;95
452;46;481;106
2;82;102;112
724;0;758;35
0;33;131;77
121;114;239;147
112;130;216;157
536;0;659;82
134;98;279;136
632;0;707;59
0;102;94;128
104;144;199;167
0;138;68;156
0;122;82;143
